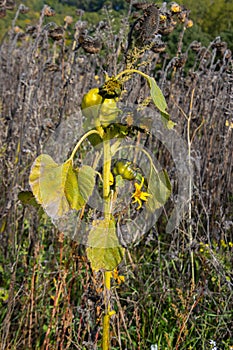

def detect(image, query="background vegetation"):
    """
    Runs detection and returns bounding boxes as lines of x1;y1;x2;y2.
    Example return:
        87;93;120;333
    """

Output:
0;1;232;349
1;0;233;51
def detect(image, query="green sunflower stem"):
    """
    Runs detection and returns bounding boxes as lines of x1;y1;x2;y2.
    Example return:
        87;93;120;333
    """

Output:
102;130;112;350
115;68;150;82
102;270;112;350
69;129;102;162
103;132;111;217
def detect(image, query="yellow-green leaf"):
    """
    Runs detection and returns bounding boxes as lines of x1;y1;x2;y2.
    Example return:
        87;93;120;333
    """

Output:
146;167;171;212
29;154;85;219
86;219;125;271
64;165;85;210
78;165;96;202
147;76;175;129
147;77;168;115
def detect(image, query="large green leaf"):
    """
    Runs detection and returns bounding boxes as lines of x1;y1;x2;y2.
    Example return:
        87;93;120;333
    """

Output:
86;219;125;271
147;76;176;129
29;155;86;219
146;167;172;212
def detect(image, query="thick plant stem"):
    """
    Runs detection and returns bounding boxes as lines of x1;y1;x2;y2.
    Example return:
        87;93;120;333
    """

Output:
102;270;111;350
102;130;112;350
103;135;111;217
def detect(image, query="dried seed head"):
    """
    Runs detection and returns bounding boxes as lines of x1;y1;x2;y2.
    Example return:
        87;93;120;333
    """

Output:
48;27;64;41
43;5;56;17
173;54;187;68
190;41;202;52
79;34;102;54
212;40;228;52
64;15;73;25
26;25;37;35
134;5;160;45
151;41;166;53
150;34;166;53
82;41;101;54
19;4;29;14
158;23;175;35
75;20;88;31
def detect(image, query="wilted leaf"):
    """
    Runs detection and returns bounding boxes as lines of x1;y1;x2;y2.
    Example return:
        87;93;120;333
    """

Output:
29;154;86;219
146;167;171;211
86;219;125;271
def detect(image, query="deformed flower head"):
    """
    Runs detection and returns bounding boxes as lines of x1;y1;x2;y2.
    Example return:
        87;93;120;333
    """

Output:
64;16;73;25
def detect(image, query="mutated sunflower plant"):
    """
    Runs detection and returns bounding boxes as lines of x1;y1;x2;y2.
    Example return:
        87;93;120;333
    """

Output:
28;69;173;349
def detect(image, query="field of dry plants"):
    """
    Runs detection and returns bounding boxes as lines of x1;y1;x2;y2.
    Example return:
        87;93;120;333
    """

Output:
0;1;232;349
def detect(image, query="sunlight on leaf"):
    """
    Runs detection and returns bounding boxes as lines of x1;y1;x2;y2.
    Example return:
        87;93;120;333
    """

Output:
147;77;168;115
147;76;175;129
29;154;87;219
